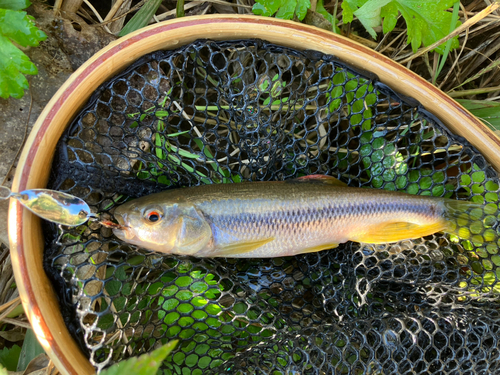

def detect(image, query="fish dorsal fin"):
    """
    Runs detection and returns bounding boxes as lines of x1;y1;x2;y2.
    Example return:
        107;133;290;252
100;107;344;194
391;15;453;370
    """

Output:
351;221;447;244
213;238;274;257
292;175;347;187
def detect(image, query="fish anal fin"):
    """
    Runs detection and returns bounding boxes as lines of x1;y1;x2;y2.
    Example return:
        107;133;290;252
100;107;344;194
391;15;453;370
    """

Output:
352;221;447;244
295;243;339;255
292;175;347;187
214;237;274;257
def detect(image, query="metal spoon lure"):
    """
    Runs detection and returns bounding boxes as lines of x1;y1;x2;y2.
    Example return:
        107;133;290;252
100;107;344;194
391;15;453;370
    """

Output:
0;186;122;228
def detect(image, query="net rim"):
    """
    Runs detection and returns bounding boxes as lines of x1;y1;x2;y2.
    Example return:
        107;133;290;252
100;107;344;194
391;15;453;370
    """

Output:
8;15;499;375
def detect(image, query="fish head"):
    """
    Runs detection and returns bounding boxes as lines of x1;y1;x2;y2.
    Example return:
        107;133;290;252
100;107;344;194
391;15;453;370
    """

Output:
112;197;212;255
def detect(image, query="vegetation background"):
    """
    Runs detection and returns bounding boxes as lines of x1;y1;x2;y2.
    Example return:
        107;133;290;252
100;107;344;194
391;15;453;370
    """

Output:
0;0;499;373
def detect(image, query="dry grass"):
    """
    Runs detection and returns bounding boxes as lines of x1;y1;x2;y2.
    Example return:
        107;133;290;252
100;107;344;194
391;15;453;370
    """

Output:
1;0;499;372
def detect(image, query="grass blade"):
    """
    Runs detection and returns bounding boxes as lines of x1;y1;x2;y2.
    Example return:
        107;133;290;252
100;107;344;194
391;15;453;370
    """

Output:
433;1;460;84
452;58;500;90
457;99;500;130
118;0;162;37
176;0;185;17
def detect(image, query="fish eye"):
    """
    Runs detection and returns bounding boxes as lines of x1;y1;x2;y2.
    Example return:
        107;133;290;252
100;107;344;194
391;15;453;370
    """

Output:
145;210;162;223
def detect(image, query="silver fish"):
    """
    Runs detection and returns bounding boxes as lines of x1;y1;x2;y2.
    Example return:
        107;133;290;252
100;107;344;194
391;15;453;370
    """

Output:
111;175;487;258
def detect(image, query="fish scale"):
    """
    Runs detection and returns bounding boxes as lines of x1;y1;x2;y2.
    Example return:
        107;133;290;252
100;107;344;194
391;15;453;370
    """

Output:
111;175;483;258
197;192;434;257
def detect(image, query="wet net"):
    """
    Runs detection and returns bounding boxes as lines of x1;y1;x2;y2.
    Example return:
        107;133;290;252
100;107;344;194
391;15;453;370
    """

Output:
44;39;500;374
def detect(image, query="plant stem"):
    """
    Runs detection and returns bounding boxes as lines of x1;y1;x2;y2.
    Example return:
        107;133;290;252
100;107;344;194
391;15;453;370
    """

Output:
448;86;500;98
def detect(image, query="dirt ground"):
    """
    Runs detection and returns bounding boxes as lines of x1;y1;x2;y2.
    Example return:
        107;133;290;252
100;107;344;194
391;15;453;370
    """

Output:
0;2;117;246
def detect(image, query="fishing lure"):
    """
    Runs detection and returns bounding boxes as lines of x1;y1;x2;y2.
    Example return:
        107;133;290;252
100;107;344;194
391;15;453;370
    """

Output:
1;186;119;228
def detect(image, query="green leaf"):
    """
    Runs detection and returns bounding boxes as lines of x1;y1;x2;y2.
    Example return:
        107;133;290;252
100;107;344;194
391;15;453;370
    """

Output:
380;2;398;33
0;345;21;371
295;0;310;20
0;0;31;10
326;71;346;112
0;9;46;99
253;0;282;17
100;340;178;375
275;0;296;19
457;99;500;130
119;0;162;36
345;0;461;54
396;0;460;54
341;0;357;23
0;365;7;375
252;0;311;20
0;9;46;47
17;329;45;372
105;279;122;296
354;0;392;38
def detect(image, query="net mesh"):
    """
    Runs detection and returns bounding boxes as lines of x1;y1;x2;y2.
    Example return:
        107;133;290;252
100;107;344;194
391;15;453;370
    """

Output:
44;39;500;374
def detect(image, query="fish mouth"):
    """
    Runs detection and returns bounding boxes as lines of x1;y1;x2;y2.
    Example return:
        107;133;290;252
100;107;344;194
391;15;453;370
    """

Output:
111;214;134;240
114;213;126;227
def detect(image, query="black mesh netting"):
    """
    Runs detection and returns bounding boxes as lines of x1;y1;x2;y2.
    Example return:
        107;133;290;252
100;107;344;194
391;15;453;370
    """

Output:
44;39;500;374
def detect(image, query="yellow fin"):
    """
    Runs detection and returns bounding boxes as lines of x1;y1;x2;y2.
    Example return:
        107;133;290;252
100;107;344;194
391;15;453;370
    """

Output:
352;221;447;244
295;243;338;255
292;175;347;187
213;238;274;257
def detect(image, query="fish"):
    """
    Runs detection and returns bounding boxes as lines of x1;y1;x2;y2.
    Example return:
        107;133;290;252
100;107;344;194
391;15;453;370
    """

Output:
112;175;489;258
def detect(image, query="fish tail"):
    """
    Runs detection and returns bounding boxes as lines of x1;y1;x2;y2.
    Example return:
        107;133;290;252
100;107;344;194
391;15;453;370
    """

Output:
442;199;497;244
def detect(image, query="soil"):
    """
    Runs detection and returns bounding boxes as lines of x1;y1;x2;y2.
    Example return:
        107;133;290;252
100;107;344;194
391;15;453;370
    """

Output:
0;2;117;245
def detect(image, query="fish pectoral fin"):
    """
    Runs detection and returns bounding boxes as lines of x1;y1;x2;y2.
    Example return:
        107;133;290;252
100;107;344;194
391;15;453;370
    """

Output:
294;243;339;255
213;238;274;257
173;209;212;255
291;175;347;187
352;221;447;244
